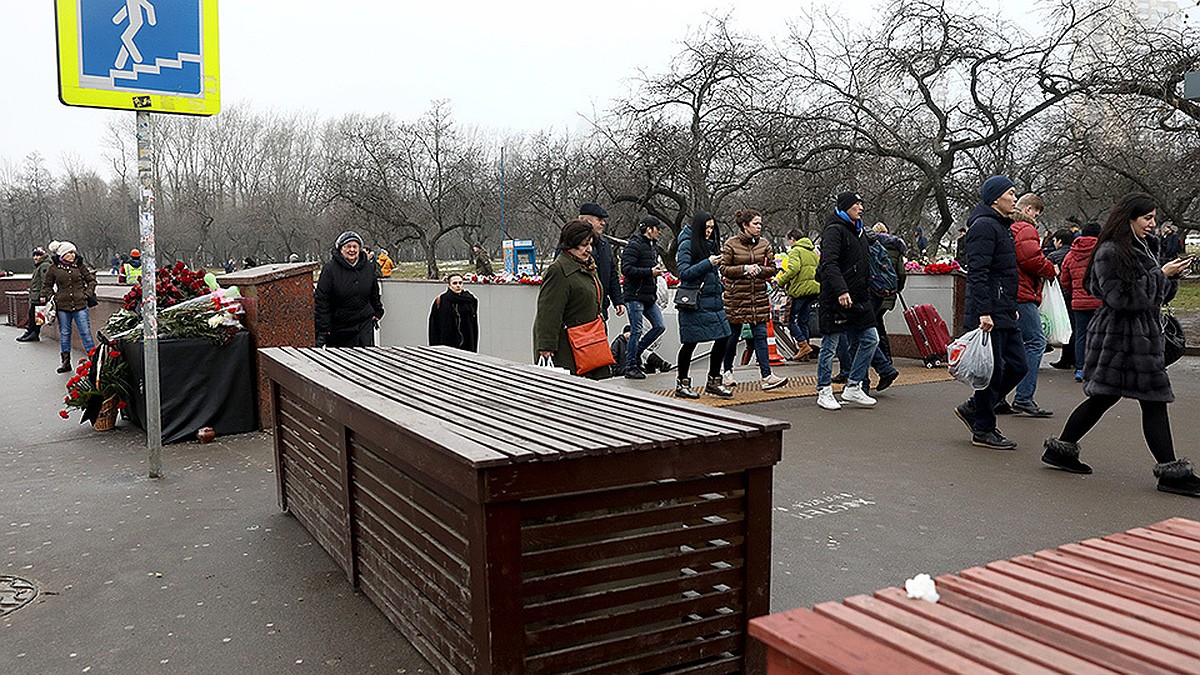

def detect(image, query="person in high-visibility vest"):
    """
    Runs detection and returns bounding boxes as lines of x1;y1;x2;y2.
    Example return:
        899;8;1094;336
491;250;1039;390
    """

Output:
122;249;143;285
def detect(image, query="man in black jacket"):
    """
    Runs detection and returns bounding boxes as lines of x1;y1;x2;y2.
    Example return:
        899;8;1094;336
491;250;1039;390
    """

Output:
620;216;666;379
815;192;882;410
953;176;1028;449
579;203;624;320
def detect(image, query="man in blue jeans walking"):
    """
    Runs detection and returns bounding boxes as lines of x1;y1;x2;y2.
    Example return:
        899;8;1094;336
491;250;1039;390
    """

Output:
620;216;667;379
1002;193;1057;417
814;192;881;410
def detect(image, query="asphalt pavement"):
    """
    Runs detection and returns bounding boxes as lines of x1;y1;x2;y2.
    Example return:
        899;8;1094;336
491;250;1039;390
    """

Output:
3;324;1199;672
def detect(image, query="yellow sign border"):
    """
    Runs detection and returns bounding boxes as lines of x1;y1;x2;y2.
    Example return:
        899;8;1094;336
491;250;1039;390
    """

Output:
55;0;220;116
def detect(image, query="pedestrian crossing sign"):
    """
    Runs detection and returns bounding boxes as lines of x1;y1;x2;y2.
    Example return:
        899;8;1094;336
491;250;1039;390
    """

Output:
55;0;220;115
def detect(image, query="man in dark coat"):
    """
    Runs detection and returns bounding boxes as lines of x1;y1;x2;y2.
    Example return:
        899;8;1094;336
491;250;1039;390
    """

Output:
428;274;479;352
15;247;50;342
620;216;666;379
814;192;881;410
314;230;385;347
953;176;1027;449
578;203;624;320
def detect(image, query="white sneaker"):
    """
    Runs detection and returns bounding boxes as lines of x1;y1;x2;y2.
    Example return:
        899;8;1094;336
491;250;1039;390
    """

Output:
761;373;788;391
722;370;735;387
816;386;841;410
840;383;877;406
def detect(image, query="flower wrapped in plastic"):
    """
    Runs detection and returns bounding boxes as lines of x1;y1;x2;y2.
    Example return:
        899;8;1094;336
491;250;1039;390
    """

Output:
105;286;245;344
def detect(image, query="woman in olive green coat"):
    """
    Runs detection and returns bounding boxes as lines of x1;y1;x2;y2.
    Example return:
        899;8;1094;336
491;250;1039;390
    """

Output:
534;220;611;379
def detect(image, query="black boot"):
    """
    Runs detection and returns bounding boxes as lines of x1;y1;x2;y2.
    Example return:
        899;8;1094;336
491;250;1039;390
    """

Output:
1041;438;1093;474
57;352;71;374
1154;459;1200;497
705;376;733;398
675;377;700;399
15;327;38;342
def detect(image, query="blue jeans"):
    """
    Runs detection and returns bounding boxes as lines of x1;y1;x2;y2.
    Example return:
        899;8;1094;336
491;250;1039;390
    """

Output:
625;300;665;372
841;323;897;379
787;296;814;344
1015;301;1046;404
1072;309;1094;368
723;322;771;377
817;327;879;388
57;308;95;354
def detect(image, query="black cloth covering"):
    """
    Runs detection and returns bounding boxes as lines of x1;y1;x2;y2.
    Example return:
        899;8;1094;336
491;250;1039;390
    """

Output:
124;333;258;444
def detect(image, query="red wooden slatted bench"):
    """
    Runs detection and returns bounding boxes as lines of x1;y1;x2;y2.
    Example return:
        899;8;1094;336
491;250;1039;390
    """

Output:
750;518;1200;674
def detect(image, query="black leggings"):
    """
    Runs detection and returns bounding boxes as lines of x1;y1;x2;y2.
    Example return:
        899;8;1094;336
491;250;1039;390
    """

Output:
678;336;730;381
1060;394;1175;464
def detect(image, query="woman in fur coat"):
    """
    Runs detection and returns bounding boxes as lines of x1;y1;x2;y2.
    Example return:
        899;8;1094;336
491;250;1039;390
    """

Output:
1041;193;1199;496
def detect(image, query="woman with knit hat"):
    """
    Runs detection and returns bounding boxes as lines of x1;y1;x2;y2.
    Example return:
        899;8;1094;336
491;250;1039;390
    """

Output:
40;241;97;373
314;230;385;347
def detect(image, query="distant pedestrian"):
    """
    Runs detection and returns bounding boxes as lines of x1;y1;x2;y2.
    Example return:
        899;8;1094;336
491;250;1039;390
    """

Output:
376;249;394;278
1059;221;1102;382
122;249;143;285
428;274;479;352
620;216;667;380
721;209;787;391
915;225;928;258
314;231;384;348
672;212;733;399
952;176;1026;449
1042;192;1200;497
1047;228;1077;371
15;247;50;343
41;241;97;373
578;203;624;319
472;244;494;277
109;253;121;275
775;228;819;362
224;258;234;274
242;257;257;270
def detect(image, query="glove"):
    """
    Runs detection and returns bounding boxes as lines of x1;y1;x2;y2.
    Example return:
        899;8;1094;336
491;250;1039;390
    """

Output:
315;333;327;348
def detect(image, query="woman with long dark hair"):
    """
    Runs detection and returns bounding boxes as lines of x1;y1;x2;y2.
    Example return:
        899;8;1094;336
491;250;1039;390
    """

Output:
1042;193;1199;496
673;212;733;398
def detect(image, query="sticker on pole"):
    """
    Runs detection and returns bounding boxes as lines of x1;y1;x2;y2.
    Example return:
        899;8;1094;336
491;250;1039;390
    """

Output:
55;0;220;116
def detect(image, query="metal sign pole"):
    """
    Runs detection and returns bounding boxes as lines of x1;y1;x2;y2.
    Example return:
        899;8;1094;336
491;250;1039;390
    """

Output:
137;110;163;478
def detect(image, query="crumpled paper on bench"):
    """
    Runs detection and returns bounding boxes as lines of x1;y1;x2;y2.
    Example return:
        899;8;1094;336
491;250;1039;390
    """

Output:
904;573;940;603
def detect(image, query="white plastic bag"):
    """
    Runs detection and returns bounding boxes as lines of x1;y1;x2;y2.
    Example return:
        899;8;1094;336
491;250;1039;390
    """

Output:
534;354;570;375
35;298;56;326
947;328;994;390
1039;279;1072;346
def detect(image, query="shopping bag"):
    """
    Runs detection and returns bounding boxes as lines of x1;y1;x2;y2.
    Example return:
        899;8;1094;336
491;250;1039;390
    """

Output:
35;299;56;326
1039;279;1072;346
534;354;571;375
947;328;994;390
565;316;616;375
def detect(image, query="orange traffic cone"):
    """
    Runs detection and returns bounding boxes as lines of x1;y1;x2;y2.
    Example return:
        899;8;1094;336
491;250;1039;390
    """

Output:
765;320;786;367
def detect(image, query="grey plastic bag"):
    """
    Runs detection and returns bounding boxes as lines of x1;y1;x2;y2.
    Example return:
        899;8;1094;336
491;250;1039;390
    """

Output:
947;328;993;390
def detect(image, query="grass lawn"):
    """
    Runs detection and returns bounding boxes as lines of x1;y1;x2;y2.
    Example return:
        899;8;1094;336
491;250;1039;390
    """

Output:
1173;279;1200;311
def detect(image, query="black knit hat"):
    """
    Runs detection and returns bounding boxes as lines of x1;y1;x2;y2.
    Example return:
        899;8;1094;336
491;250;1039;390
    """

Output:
979;176;1015;206
836;191;863;212
335;230;363;248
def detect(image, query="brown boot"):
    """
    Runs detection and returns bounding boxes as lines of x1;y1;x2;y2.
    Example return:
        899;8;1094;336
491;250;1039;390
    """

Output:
789;341;813;362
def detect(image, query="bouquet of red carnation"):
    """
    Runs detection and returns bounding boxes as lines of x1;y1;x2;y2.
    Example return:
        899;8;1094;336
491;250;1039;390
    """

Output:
60;343;132;424
122;261;210;310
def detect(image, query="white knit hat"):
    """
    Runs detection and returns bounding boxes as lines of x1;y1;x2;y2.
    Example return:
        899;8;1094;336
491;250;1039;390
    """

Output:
57;241;77;256
48;240;62;254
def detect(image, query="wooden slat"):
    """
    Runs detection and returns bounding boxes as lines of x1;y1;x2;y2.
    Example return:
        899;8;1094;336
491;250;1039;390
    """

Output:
871;587;1117;675
522;518;743;572
1107;530;1200;565
523;494;743;549
562;632;744;675
523;541;743;598
749;608;953;674
937;574;1200;672
935;586;1167;675
525;611;741;674
523;566;742;625
1148;518;1200;543
985;559;1200;638
1076;538;1200;580
1031;548;1200;603
519;473;744;521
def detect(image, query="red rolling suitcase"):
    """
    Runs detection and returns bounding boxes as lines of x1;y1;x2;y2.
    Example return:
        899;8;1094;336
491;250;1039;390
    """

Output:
898;294;950;368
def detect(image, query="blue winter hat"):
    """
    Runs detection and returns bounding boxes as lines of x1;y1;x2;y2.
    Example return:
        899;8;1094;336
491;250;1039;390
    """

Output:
980;176;1015;206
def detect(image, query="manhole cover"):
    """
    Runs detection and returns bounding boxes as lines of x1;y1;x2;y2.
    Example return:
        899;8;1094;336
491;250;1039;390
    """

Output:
0;576;38;616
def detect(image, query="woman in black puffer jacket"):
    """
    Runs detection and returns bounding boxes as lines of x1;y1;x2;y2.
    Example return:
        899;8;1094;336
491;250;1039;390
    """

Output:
1042;193;1200;497
315;231;384;347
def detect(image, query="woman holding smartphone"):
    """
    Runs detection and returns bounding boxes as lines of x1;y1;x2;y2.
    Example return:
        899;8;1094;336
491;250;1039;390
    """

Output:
1041;192;1199;497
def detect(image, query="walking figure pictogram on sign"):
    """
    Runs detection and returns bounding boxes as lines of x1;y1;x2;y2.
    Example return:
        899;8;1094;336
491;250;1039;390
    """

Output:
113;0;157;69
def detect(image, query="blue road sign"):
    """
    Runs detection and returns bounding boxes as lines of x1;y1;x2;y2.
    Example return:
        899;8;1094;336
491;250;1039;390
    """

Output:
57;0;220;115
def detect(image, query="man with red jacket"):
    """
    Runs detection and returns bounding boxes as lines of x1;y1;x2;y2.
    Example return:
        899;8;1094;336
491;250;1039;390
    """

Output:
1059;221;1102;383
1002;193;1057;417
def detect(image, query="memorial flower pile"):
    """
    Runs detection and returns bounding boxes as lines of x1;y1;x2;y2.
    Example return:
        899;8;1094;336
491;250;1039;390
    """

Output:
105;286;245;344
60;344;132;421
121;261;210;310
905;259;961;275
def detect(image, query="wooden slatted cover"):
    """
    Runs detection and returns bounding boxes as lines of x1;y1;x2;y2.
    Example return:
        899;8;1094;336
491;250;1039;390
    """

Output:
750;518;1200;674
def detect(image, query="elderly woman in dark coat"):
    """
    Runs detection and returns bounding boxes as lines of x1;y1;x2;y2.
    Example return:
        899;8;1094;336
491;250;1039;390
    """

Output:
315;231;385;347
1042;193;1200;497
533;220;611;379
673;212;733;399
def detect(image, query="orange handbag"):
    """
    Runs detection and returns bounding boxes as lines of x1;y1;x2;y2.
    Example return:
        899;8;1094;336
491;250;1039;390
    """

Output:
565;276;616;375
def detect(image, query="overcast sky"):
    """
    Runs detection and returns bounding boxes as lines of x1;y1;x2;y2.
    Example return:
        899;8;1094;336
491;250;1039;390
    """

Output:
2;0;1188;176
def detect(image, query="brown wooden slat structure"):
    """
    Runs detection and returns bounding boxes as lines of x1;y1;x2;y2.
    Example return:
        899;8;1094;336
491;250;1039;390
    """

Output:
261;345;788;674
750;517;1200;674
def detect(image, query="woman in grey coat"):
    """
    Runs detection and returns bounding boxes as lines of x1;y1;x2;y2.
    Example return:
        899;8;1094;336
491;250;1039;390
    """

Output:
1042;193;1199;496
